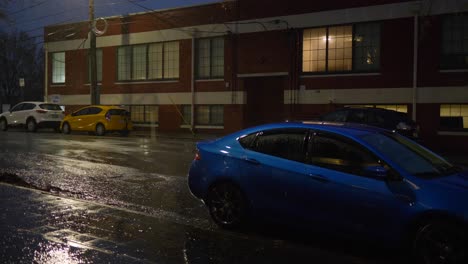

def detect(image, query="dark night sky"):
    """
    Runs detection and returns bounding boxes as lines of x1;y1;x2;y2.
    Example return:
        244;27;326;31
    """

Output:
1;0;218;45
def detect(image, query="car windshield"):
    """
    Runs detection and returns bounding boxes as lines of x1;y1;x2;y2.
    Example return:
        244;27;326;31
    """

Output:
360;132;459;178
39;104;62;111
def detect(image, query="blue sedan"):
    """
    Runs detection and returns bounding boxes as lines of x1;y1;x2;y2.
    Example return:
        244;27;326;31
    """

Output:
188;122;467;263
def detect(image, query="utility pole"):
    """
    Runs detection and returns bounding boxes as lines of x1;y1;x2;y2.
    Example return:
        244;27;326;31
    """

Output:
89;0;99;105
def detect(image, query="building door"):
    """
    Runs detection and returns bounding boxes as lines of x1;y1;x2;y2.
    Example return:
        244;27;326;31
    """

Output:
245;76;285;127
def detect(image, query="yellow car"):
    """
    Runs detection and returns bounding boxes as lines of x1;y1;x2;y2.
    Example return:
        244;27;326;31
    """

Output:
61;105;133;136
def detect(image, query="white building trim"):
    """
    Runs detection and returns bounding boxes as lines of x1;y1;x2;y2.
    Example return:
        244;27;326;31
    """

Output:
285;86;468;104
48;91;245;105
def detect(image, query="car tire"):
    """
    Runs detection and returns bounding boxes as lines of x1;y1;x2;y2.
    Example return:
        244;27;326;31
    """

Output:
0;118;8;131
26;118;37;132
95;123;106;136
413;220;467;264
62;123;71;134
206;182;249;229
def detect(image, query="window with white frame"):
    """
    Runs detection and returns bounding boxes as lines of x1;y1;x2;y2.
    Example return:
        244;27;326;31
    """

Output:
441;13;468;70
117;41;179;81
196;105;224;126
440;104;468;130
124;105;159;125
196;37;224;79
181;105;192;125
88;49;102;82
52;52;65;84
302;22;380;73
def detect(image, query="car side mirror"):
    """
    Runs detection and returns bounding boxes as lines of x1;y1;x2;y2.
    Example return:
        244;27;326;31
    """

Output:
364;165;388;179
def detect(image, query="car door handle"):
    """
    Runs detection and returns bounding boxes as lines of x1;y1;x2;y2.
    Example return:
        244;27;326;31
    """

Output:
308;174;329;183
244;157;260;165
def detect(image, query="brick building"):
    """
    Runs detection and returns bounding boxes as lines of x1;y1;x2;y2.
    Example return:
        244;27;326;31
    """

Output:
44;0;468;152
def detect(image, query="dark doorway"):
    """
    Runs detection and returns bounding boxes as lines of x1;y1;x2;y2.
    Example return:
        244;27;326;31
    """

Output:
244;76;285;128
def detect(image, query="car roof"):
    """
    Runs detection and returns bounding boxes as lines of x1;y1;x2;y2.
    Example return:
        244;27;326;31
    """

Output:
231;121;389;139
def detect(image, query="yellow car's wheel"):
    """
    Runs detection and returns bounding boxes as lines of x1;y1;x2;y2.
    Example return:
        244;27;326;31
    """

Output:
95;123;106;136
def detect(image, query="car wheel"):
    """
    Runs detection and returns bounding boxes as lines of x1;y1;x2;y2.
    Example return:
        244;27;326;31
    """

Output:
0;118;7;131
206;182;248;229
26;118;37;132
413;220;467;264
95;123;105;136
62;123;71;134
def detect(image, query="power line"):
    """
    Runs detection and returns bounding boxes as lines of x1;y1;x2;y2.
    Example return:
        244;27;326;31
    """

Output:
9;0;48;16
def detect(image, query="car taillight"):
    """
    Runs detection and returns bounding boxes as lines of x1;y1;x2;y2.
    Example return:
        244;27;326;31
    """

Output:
194;149;201;161
36;109;47;114
105;112;111;121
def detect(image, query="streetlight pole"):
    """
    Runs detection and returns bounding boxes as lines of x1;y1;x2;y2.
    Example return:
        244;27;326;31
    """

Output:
89;0;99;105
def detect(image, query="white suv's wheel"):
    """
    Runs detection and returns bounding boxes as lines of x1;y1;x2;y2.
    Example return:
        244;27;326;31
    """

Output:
62;123;71;134
0;118;8;131
26;118;37;132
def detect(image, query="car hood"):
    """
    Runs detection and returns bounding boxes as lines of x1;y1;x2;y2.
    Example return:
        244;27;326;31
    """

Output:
432;170;468;190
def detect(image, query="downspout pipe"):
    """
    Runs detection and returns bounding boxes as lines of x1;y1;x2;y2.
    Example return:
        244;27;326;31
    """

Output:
412;15;418;121
44;43;48;102
191;36;195;133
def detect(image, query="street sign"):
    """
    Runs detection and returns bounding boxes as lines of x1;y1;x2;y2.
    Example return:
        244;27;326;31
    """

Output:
50;94;61;104
19;78;25;88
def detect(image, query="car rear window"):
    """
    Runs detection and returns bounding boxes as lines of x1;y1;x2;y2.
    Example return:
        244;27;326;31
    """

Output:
107;109;129;116
39;104;62;111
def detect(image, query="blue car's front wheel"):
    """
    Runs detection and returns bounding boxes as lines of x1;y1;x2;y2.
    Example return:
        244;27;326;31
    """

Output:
206;182;248;229
413;220;467;264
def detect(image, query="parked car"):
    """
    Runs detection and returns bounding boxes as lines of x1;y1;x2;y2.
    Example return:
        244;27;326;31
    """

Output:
319;107;420;140
61;105;132;136
188;121;467;264
0;101;64;132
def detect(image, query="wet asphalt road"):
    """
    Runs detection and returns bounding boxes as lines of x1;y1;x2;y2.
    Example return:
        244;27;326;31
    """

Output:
0;130;409;263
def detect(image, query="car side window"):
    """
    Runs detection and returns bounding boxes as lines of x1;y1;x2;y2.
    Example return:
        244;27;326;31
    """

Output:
23;103;36;110
75;108;90;116
249;129;308;162
10;104;24;112
347;109;366;123
88;107;102;115
307;132;380;176
322;110;348;122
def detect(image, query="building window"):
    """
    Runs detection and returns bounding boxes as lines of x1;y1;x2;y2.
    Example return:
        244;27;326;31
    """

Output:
440;104;468;130
196;37;224;79
125;105;159;125
302;22;380;73
353;23;380;72
441;13;468;70
347;104;408;113
181;105;192;125
52;52;65;84
132;45;147;80
88;49;103;82
117;41;179;81
117;46;131;81
196;105;224;126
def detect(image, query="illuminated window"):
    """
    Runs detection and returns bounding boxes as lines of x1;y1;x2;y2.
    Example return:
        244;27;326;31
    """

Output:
117;41;179;81
440;104;468;130
196;37;224;79
196;105;224;126
88;49;102;82
52;52;65;84
441;13;468;69
302;22;380;73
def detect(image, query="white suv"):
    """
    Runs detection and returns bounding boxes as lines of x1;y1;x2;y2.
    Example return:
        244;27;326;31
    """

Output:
0;101;65;132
